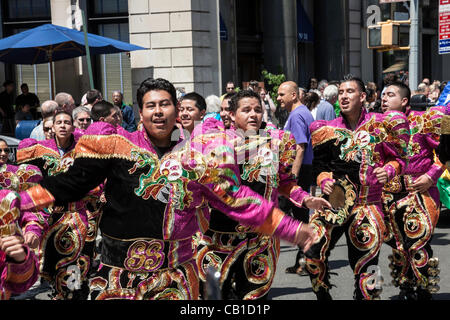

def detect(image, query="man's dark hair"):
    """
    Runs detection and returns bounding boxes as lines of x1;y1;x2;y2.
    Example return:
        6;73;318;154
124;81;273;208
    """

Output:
383;73;399;86
3;80;14;87
249;80;259;87
223;92;237;101
20;83;28;89
342;75;367;95
179;92;207;111
229;90;261;112
53;107;73;124
86;89;102;104
91;100;114;122
136;78;177;110
389;81;411;106
304;91;320;111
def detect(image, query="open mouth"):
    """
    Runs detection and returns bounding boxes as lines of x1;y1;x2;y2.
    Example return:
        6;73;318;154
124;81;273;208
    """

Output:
153;119;166;125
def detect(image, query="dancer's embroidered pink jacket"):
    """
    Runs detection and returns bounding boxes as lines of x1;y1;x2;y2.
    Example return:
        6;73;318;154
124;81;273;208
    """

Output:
16;119;304;274
310;109;410;210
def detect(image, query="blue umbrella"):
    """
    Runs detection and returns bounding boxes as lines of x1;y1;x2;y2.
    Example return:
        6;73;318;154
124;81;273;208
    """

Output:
0;23;146;64
0;23;146;97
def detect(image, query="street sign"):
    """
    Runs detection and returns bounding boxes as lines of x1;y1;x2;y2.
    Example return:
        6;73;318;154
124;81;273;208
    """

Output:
440;0;450;54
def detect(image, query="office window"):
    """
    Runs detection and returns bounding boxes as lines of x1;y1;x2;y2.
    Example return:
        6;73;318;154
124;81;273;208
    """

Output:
97;23;132;105
6;0;50;20
94;0;128;15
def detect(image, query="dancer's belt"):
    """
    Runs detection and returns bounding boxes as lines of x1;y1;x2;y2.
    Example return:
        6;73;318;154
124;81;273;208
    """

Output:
100;233;193;272
383;174;431;195
320;176;381;226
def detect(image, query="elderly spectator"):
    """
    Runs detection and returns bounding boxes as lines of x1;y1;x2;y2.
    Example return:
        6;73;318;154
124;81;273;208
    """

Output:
317;79;328;96
315;85;338;121
416;82;430;99
72;106;92;131
29;100;59;140
203;95;222;121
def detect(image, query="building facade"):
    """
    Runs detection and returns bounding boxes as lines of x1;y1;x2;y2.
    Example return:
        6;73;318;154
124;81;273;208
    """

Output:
0;0;449;111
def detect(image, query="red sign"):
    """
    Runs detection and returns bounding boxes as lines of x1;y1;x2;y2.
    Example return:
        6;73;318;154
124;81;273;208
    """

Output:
440;0;450;54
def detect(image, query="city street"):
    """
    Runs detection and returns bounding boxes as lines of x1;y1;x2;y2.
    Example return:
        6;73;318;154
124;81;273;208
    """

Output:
13;210;450;301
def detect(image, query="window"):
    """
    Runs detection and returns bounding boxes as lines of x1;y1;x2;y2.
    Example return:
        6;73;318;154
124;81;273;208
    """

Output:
93;0;128;16
88;0;132;105
6;0;50;20
98;23;132;105
2;1;52;104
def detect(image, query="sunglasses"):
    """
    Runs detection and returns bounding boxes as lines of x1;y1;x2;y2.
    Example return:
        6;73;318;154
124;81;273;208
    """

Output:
78;118;91;122
0;148;10;153
43;127;53;132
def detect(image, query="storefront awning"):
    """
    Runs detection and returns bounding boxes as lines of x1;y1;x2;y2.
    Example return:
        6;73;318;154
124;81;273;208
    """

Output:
297;1;314;43
383;60;407;73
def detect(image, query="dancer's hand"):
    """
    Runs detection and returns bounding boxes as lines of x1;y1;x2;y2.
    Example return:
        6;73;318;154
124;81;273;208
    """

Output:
322;180;335;195
24;232;40;249
408;174;433;193
0;235;26;263
303;196;332;212
373;167;388;184
295;223;317;253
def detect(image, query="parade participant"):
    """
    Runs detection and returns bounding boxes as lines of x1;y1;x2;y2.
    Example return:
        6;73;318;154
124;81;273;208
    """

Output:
305;76;410;300
0;190;39;300
0;142;47;250
440;104;450;170
381;82;444;300
220;92;236;129
15;78;317;300
91;100;122;128
17;108;104;300
196;90;331;300
178;92;206;134
0;139;10;165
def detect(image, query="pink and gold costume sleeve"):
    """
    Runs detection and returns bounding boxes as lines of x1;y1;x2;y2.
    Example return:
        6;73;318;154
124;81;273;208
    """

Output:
382;111;410;181
424;106;446;183
1;246;39;296
192;118;302;244
19;210;49;238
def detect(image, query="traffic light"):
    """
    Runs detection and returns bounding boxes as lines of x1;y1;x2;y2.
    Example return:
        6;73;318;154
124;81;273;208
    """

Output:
367;20;409;51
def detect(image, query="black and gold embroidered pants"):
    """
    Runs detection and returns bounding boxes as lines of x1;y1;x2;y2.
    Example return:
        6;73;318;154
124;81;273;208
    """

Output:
383;186;440;299
305;202;385;300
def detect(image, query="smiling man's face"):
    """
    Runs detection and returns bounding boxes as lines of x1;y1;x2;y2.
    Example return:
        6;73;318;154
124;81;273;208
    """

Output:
338;81;365;117
231;97;263;132
139;90;178;147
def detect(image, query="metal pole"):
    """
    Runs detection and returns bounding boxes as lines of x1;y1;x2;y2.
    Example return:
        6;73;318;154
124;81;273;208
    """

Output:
81;9;94;90
409;0;419;91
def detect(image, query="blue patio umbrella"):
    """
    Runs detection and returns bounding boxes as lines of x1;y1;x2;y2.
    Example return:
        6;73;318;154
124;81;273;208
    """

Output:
0;23;146;97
